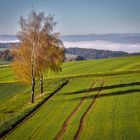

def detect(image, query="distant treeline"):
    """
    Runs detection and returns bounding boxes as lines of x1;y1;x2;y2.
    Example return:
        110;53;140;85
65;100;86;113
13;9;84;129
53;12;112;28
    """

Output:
0;43;16;61
65;47;140;60
0;43;140;61
0;49;12;60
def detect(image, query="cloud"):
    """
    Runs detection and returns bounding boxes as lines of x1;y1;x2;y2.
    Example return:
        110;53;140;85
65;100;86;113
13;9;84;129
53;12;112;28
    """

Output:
1;39;140;53
0;40;19;43
63;40;140;53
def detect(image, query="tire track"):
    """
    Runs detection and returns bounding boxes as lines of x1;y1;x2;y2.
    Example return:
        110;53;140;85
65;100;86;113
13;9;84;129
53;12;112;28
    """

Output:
74;79;106;140
54;81;97;140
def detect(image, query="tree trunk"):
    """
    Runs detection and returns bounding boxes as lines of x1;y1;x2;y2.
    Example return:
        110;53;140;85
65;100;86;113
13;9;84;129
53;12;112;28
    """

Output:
40;76;43;94
31;78;35;103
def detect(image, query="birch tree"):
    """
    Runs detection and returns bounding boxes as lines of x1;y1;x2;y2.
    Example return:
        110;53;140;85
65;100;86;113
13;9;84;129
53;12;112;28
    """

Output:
12;10;64;103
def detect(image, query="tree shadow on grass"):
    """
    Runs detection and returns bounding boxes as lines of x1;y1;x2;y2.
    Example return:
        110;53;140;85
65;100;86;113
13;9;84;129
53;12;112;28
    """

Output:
68;89;140;102
62;82;140;95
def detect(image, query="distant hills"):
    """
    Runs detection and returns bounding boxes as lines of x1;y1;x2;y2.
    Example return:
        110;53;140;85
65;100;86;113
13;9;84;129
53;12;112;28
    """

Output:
65;47;128;60
61;33;140;53
1;33;140;44
0;43;140;61
0;33;140;60
61;33;140;44
65;47;140;60
0;35;18;43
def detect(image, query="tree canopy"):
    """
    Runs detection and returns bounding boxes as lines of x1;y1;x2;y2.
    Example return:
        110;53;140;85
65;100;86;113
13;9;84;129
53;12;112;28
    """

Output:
12;10;64;103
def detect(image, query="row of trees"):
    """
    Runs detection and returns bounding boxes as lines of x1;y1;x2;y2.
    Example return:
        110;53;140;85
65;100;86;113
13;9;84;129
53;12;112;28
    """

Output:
12;10;64;103
0;49;12;60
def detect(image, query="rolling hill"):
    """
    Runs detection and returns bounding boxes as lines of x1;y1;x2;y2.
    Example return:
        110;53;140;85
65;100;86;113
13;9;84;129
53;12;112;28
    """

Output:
0;55;140;140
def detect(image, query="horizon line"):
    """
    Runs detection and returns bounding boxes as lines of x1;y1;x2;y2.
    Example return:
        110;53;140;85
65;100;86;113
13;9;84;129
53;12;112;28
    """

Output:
1;32;140;36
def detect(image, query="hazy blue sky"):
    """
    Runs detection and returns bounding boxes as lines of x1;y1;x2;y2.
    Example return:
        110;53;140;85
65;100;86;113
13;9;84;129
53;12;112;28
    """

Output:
0;0;140;35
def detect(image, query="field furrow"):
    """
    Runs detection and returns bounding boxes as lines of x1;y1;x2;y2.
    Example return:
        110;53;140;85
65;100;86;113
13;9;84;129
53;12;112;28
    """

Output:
3;77;94;140
74;79;106;140
54;81;97;140
80;75;140;140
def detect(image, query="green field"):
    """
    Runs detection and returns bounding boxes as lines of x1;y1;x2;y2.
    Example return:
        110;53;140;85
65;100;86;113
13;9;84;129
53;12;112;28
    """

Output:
0;56;140;140
0;65;67;136
0;60;11;65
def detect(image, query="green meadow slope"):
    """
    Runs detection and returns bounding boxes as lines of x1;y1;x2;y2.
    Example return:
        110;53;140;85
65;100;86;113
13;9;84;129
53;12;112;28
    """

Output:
0;66;67;136
0;55;140;140
48;56;140;78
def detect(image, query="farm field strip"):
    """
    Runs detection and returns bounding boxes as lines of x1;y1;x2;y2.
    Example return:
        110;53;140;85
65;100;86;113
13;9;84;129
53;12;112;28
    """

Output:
25;78;97;140
2;73;140;140
54;81;98;140
3;77;95;140
60;79;107;140
80;74;140;140
1;56;140;82
0;79;67;138
48;69;140;81
74;79;107;140
59;74;140;140
48;56;140;78
0;56;140;140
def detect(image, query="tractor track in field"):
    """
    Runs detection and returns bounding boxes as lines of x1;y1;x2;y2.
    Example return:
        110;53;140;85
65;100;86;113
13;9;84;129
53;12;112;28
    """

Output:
1;80;68;139
74;79;106;140
54;81;97;140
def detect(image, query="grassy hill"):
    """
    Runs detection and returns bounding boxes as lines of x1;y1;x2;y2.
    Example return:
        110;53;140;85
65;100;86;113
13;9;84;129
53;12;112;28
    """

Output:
0;56;140;140
48;56;140;78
